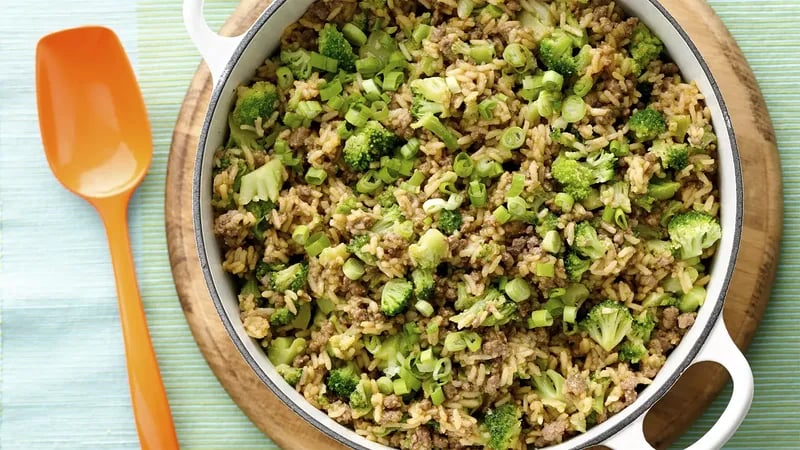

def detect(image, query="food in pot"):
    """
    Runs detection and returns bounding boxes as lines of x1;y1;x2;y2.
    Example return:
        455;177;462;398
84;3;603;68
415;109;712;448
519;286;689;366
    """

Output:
210;0;722;448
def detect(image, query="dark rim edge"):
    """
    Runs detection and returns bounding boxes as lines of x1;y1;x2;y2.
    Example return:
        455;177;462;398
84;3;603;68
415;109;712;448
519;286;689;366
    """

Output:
190;1;745;448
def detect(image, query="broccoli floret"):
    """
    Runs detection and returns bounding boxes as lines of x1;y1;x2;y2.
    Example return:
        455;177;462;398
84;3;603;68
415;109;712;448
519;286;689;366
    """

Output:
342;121;401;171
238;159;285;206
372;326;420;368
538;30;577;77
648;178;682;200
536;213;559;239
381;279;413;317
240;277;262;300
581;300;634;352
256;261;285;280
269;262;309;292
628;108;667;142
629;23;663;72
450;290;516;329
267;337;307;367
531;369;568;412
438;209;463;235
411;113;460;151
349;381;373;418
410;77;451;119
679;286;707;313
234;81;279;127
411;268;435;301
600;180;632;214
585;151;617;184
227;113;261;151
564;250;591;281
618;340;647;364
573;222;608;260
318;24;357;72
482;403;522;450
551;155;592;200
347;234;377;265
280;49;312;80
629;311;656;342
269;308;296;327
667;211;722;260
371;205;406;234
246;200;276;241
650;140;689;171
275;364;303;386
408;228;449;269
377;187;397;207
326;364;360;398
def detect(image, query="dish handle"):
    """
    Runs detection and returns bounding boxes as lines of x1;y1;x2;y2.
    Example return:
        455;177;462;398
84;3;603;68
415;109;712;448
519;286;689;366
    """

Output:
601;316;753;450
183;0;245;87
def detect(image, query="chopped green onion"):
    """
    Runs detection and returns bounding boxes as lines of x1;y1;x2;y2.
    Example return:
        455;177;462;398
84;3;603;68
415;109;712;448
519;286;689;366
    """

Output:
383;71;404;91
371;100;389;121
563;305;578;324
505;277;531;302
377;164;400;183
377;376;394;395
542;70;564;92
614;208;628;229
493;205;511;224
430;385;445;405
561;95;587;123
327;95;346;111
482;5;503;19
392;378;410;395
305;232;330;257
463;332;481;351
400;138;420;160
475;159;503;178
535;90;555;118
343;257;366;280
470;41;495;64
528;309;554;328
574;75;594;97
500;127;526;150
413;114;459;151
356;56;383;78
520;74;544;101
283;112;305;129
297;101;322;120
362;79;382;102
364;335;381;354
602;205;615;223
406;170;426;187
395;220;414;239
506;196;528;219
422;193;463;213
276;67;294;89
309;51;338;73
412;23;432;43
400;367;421;390
478;97;498;120
454;153;475;178
444;332;467;352
432;357;452;382
356;170;383;193
319;79;342;101
304;167;327;185
468;180;487;207
415;300;435;317
535;261;555;277
345;103;371;127
342;23;368;47
457;0;474;18
554;192;574;212
292;225;310;245
503;43;529;69
336;120;353;139
542;230;563;254
506;173;525;198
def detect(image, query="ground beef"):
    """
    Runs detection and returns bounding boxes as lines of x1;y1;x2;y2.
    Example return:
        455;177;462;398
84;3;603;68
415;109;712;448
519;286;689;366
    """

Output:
661;306;679;330
565;374;588;396
432;434;449;449
383;394;403;409
213;210;251;247
481;329;508;359
330;401;353;425
308;322;335;352
484;373;502;395
539;417;569;444
288;127;312;149
388;108;414;139
306;0;357;23
379;409;403;425
407;426;432;450
620;374;638;404
677;312;696;329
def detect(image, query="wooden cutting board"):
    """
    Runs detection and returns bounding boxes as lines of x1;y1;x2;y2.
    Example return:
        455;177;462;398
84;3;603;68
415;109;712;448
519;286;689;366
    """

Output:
165;1;782;448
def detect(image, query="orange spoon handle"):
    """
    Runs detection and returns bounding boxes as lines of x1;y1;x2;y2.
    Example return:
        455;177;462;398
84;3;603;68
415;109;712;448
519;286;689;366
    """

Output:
95;196;179;450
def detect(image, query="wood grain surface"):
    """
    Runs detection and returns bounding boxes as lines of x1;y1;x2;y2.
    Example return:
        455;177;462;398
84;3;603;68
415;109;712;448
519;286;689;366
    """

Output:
165;1;782;448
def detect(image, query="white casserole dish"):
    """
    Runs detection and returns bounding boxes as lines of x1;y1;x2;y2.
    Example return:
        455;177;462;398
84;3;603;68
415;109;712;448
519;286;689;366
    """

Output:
183;1;752;448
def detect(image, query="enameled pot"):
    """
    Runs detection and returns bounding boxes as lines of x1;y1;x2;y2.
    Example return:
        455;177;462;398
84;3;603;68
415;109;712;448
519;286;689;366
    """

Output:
184;1;751;448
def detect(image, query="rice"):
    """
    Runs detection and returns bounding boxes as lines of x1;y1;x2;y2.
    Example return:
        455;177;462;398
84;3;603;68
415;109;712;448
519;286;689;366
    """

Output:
210;0;722;448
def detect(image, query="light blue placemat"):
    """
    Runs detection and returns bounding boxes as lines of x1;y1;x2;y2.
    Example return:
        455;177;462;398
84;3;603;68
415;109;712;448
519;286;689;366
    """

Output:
0;1;797;448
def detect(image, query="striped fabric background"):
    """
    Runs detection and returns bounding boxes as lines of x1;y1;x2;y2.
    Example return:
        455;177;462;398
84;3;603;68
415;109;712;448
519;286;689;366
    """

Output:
0;0;797;448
